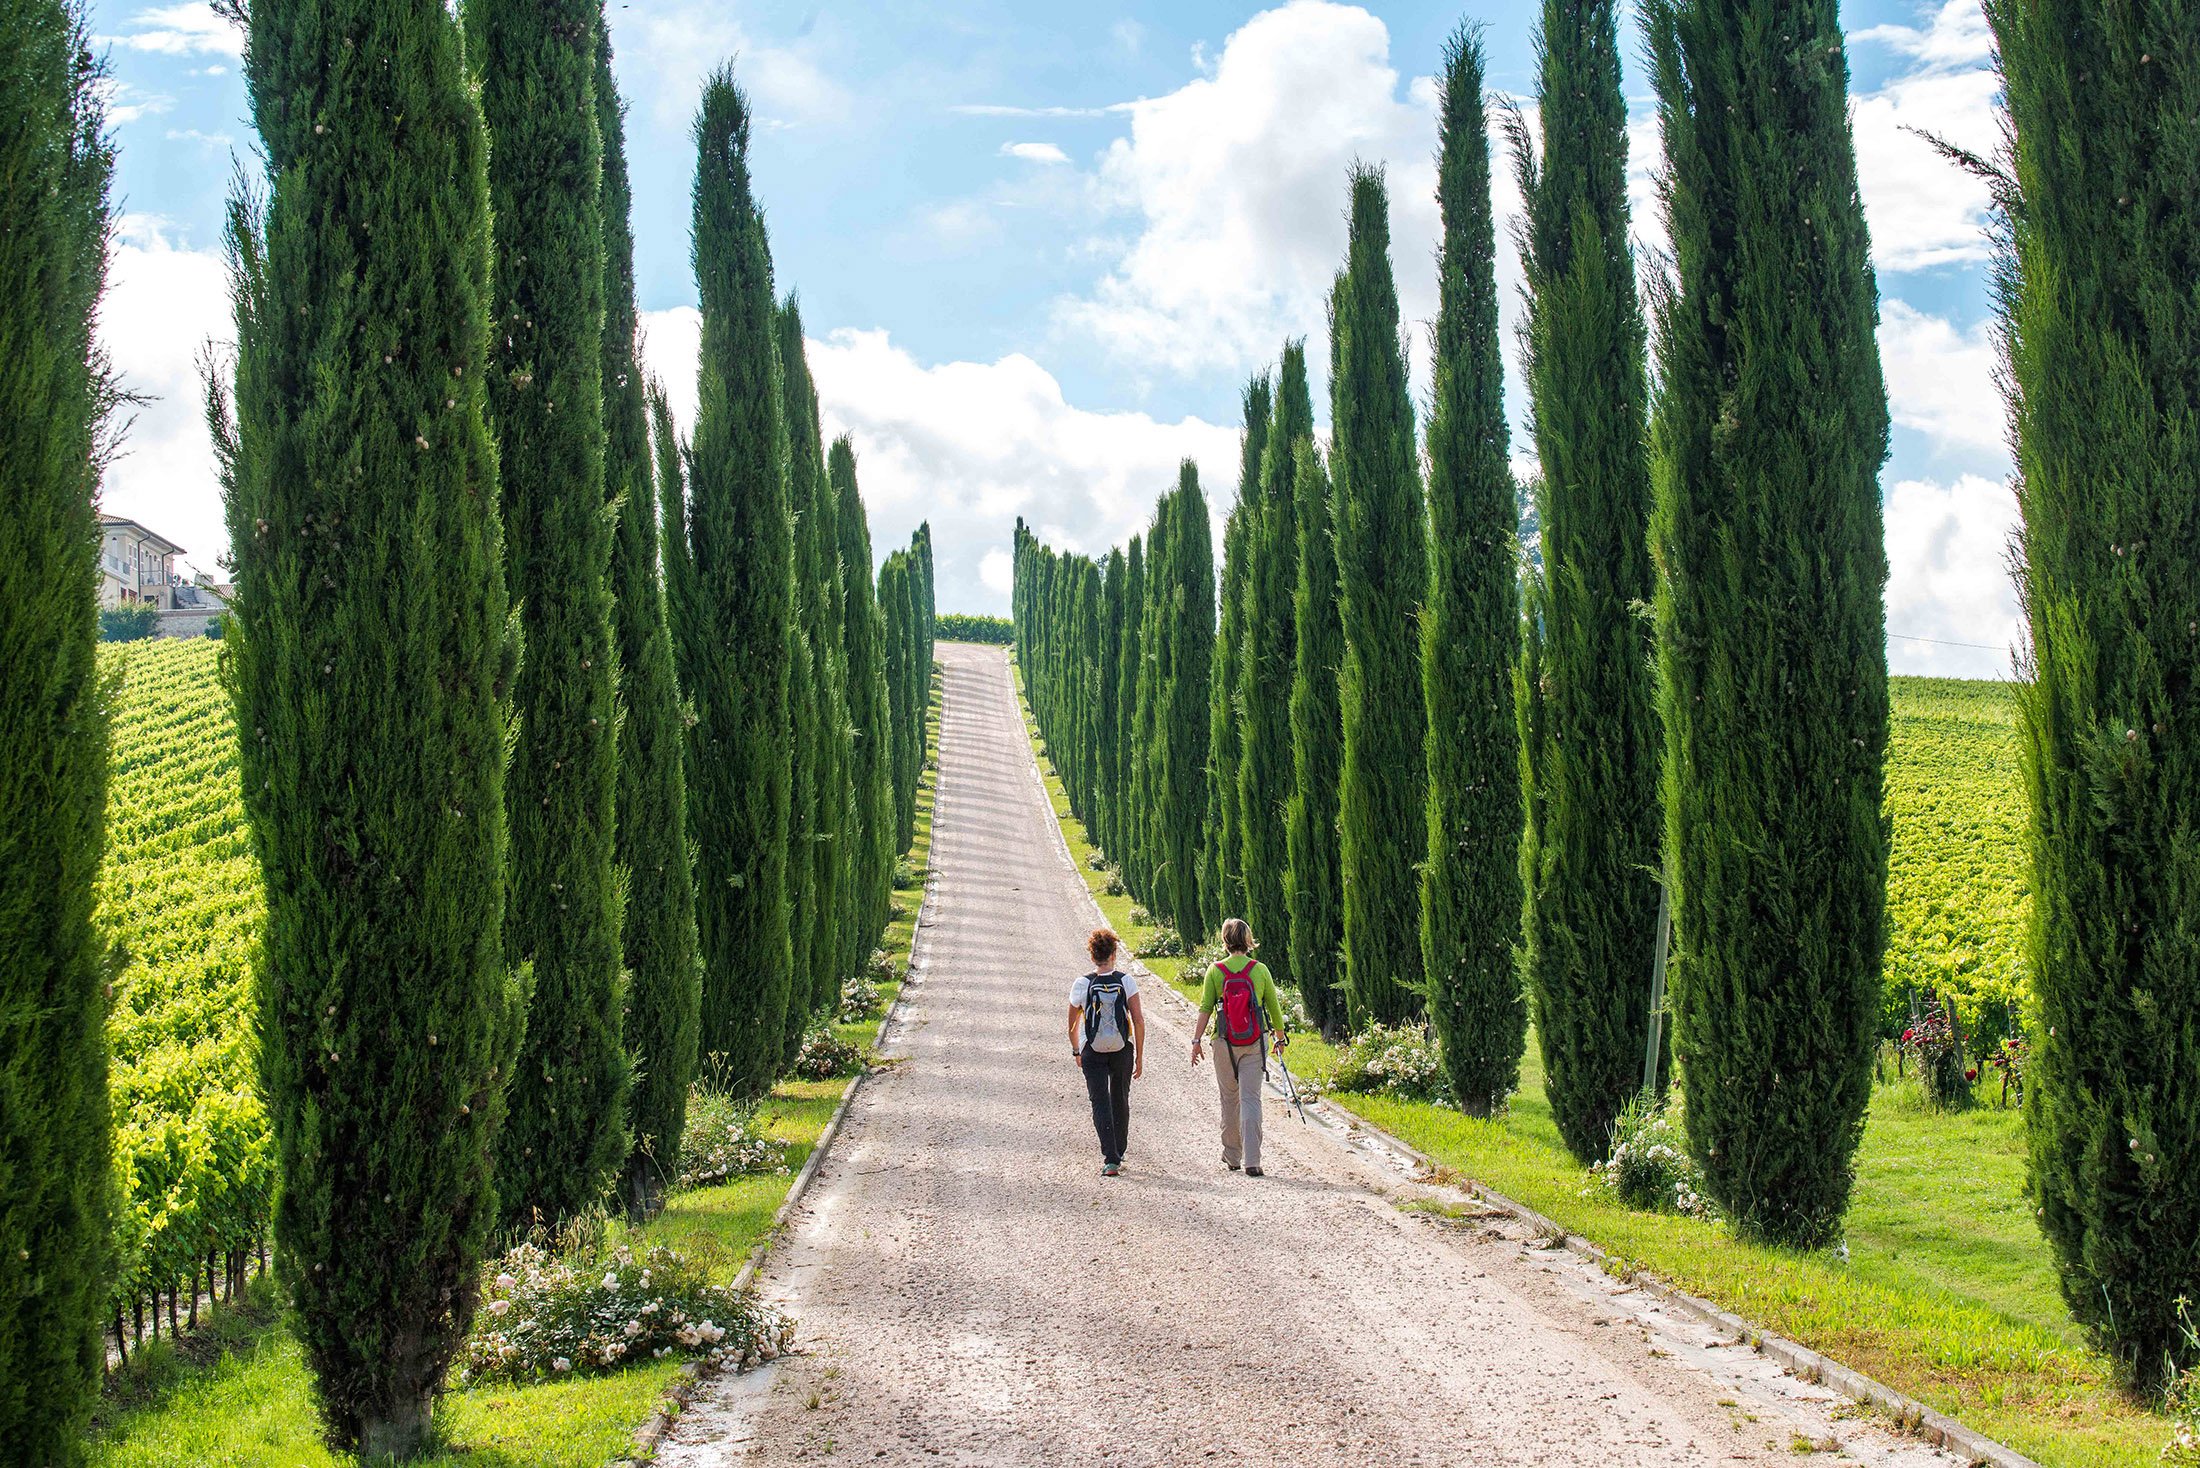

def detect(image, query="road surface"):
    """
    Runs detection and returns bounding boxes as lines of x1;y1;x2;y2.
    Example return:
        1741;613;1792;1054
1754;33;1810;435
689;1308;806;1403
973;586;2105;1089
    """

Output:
658;641;1956;1467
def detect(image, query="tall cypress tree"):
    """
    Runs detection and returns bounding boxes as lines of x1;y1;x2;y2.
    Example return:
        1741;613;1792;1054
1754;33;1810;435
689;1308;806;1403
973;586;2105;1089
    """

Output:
468;0;627;1230
1285;435;1347;1035
602;34;700;1218
665;71;796;1095
1511;0;1664;1163
1115;535;1145;871
0;5;112;1454
1207;375;1270;930
1241;343;1311;980
1127;512;1165;901
1097;546;1127;855
1645;0;1889;1248
880;551;917;852
1421;30;1523;1116
1987;0;2200;1387
777;300;851;1033
832;436;895;959
217;0;522;1448
1332;165;1428;1028
1159;464;1216;948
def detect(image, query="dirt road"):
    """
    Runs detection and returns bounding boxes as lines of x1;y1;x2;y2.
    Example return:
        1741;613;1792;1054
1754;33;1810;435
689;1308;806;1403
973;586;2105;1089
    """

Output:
658;641;1956;1467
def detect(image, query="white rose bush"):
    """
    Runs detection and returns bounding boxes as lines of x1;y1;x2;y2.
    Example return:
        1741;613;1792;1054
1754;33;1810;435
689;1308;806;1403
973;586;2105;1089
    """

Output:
459;1242;791;1384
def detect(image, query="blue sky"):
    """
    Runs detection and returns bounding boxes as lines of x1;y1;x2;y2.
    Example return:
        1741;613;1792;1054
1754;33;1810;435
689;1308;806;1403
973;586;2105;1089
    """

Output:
90;0;2017;675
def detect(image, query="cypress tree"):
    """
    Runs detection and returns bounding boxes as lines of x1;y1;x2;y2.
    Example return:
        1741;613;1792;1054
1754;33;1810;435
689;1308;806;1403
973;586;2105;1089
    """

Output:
1332;165;1428;1028
1127;515;1163;901
880;551;917;852
1285;434;1347;1035
1207;375;1269;931
468;0;627;1230
1986;0;2200;1386
1645;0;1890;1248
1097;546;1126;855
1115;536;1145;871
665;71;796;1095
778;301;851;1032
602;33;700;1218
1159;464;1216;948
1421;30;1524;1116
1510;0;1664;1163
832;436;895;959
1241;343;1311;984
0;5;113;1454
216;0;522;1448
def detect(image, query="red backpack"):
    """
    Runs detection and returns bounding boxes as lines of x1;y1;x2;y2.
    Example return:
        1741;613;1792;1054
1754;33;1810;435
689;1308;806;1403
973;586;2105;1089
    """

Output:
1216;957;1264;1047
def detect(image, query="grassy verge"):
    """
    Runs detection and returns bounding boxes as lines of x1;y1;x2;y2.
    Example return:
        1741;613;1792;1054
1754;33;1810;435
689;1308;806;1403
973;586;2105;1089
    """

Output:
88;678;945;1468
1009;655;2159;1468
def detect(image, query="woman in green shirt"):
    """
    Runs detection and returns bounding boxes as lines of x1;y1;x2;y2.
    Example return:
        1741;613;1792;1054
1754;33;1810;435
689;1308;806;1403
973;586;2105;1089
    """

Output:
1191;918;1288;1176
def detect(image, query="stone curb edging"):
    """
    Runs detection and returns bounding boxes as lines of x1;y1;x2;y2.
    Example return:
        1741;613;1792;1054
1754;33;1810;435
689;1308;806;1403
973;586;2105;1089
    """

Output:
619;770;947;1465
1010;660;2036;1468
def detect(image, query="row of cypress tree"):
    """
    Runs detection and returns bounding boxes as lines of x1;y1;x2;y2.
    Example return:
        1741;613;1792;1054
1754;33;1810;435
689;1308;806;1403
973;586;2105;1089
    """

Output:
1014;9;1891;1255
0;4;931;1453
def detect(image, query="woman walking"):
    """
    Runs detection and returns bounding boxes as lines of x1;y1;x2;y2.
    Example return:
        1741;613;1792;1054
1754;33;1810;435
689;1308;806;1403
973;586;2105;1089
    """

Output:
1192;918;1289;1176
1069;928;1145;1176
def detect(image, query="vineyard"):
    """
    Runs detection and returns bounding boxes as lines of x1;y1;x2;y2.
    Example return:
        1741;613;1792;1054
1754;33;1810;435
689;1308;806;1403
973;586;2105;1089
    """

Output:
1882;678;2029;1047
97;639;270;1351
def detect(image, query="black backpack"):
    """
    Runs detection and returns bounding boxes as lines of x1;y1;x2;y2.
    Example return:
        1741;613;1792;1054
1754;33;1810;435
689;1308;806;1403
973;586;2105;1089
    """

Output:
1083;973;1129;1053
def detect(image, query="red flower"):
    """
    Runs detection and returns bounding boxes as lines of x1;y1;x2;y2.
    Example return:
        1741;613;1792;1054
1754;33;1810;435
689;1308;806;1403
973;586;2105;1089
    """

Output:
1965;1067;1979;1082
1901;1029;1915;1044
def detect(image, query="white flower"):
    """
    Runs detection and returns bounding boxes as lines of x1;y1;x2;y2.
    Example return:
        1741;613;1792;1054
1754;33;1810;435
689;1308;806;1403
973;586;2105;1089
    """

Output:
496;1272;516;1291
488;1299;512;1317
602;1272;621;1291
552;1357;571;1373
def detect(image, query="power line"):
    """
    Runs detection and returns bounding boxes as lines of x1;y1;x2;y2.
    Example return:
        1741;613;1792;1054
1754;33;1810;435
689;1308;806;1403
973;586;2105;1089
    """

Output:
1888;630;2010;653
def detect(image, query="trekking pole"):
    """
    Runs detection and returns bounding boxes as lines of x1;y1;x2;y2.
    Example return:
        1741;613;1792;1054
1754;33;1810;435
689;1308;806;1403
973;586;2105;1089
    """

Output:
1274;1047;1310;1124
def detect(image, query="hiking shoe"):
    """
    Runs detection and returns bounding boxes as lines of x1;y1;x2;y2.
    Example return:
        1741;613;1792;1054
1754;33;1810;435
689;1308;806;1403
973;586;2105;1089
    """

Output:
1245;1166;1265;1178
1102;1162;1120;1177
1227;1161;1241;1172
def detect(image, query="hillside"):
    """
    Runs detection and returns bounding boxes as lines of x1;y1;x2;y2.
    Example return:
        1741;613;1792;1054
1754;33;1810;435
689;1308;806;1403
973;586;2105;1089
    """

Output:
98;639;270;1318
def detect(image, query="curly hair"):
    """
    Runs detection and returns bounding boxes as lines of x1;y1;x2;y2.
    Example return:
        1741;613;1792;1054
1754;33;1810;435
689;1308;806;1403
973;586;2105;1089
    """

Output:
1088;928;1120;968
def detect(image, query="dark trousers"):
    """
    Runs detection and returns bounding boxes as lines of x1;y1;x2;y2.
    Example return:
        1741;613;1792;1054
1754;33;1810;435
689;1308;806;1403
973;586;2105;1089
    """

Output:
1080;1043;1134;1164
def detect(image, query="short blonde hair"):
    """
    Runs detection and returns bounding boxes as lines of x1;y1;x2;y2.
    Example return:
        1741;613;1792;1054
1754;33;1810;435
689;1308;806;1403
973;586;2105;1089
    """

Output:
1220;917;1253;953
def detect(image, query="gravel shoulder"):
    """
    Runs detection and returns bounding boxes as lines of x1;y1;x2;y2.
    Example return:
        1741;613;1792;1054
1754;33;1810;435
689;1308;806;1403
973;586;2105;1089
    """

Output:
658;642;1962;1467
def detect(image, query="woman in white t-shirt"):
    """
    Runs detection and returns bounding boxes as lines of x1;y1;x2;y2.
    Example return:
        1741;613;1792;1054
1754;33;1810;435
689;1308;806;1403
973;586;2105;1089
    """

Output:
1067;928;1146;1176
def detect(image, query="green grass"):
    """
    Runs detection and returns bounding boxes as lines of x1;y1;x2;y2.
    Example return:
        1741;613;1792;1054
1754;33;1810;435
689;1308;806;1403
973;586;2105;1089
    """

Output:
1013;658;2162;1468
87;677;945;1467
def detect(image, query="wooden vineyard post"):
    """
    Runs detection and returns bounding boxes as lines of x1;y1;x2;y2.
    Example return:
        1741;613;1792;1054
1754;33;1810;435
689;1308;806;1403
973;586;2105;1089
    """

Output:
1642;881;1673;1097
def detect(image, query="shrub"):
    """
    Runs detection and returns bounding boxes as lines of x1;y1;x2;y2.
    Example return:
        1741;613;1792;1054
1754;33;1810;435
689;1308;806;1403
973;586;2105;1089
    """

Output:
1592;1095;1714;1219
1100;868;1127;897
458;1242;791;1384
1332;1023;1451;1105
100;602;158;642
837;972;882;1024
935;612;1012;645
1135;930;1186;960
1900;1002;1973;1111
790;1023;864;1081
675;1087;789;1189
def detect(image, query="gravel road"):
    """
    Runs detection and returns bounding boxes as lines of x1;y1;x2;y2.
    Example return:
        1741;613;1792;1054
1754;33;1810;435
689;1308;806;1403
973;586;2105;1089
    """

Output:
658;642;1959;1468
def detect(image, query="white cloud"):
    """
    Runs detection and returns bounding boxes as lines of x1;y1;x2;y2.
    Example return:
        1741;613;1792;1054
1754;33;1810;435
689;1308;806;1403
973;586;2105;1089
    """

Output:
1852;63;2000;272
102;3;242;58
1112;20;1147;57
94;78;173;127
98;218;233;581
166;128;233;149
1879;300;2005;459
1851;0;1995;73
1056;1;1443;377
617;5;848;132
1001;141;1071;165
951;104;1122;119
1883;473;2023;679
639;315;1237;614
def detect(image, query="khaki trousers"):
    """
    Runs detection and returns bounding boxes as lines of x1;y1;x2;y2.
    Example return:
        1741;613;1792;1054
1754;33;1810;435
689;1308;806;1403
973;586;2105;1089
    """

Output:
1214;1040;1265;1169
